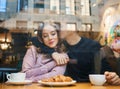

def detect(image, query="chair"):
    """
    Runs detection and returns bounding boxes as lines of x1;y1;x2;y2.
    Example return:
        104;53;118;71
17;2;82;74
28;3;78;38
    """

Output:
0;67;19;82
94;45;120;76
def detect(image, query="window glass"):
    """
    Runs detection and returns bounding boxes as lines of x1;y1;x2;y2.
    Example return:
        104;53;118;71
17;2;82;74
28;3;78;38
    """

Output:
50;0;59;14
81;24;92;31
81;0;90;16
67;23;76;31
34;0;44;13
66;0;75;15
0;0;6;12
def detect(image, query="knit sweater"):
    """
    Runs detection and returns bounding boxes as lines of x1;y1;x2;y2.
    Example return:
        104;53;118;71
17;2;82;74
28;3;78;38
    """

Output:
64;37;111;82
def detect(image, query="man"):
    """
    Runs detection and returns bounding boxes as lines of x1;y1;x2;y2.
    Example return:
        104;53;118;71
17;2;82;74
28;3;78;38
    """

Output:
53;27;101;81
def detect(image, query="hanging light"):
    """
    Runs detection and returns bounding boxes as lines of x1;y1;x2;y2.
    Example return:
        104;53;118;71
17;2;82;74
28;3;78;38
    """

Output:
0;27;12;50
1;43;9;50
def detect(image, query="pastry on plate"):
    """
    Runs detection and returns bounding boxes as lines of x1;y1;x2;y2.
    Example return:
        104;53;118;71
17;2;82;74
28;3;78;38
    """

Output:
41;75;73;82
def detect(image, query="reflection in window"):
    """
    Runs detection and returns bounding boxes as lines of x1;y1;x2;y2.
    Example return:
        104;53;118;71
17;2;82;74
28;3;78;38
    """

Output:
16;21;27;29
33;21;43;29
54;22;60;29
19;0;28;11
67;23;76;31
81;0;90;16
33;21;43;34
81;24;92;31
50;0;59;14
66;0;75;15
34;0;44;13
0;0;6;12
23;0;28;11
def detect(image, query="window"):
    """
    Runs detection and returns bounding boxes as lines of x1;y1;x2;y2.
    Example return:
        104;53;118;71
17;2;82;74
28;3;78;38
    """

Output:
34;0;44;13
66;0;75;15
0;0;6;12
33;21;43;29
23;0;28;11
50;0;59;14
16;21;27;29
81;0;90;16
33;21;43;34
81;24;92;31
67;23;76;31
19;0;28;11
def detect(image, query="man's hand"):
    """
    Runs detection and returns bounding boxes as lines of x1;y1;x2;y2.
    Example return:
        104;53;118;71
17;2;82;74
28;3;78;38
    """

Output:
104;71;120;85
52;52;69;65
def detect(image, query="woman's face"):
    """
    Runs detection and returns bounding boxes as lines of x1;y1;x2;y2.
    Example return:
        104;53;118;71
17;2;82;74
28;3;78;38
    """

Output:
42;25;58;48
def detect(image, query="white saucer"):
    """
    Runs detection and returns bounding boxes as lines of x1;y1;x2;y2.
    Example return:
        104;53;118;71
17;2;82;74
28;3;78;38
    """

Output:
6;80;32;85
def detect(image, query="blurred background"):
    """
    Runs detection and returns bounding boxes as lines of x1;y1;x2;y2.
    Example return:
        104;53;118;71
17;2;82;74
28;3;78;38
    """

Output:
0;0;120;82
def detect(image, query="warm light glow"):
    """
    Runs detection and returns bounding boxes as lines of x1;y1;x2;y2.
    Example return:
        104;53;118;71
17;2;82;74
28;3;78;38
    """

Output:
0;33;12;42
1;38;5;42
1;38;10;42
0;43;9;50
34;31;38;34
0;32;12;50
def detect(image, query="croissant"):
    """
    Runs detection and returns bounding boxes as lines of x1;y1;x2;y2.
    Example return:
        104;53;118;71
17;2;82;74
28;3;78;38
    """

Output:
41;75;73;82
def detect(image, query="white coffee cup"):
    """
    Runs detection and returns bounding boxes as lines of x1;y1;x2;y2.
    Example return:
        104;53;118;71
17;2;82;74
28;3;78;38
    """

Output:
7;72;26;82
89;74;106;86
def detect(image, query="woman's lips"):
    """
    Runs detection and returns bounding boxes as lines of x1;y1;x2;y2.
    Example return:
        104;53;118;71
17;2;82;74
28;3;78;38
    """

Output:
49;40;54;45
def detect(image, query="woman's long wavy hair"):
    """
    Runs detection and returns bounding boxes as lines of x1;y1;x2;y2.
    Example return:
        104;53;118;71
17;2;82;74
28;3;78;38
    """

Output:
37;21;66;53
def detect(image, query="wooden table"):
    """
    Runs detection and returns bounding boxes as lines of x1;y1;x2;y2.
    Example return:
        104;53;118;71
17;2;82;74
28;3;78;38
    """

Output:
0;82;120;89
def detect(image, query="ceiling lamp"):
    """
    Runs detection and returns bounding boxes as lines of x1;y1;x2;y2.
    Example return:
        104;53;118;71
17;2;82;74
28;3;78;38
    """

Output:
0;27;12;50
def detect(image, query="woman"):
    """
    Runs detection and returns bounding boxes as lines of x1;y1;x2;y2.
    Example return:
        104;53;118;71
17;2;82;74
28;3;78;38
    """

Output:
22;21;68;82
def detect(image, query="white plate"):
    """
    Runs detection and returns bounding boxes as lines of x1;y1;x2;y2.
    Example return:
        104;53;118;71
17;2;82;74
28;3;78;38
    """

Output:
38;80;76;86
6;80;32;85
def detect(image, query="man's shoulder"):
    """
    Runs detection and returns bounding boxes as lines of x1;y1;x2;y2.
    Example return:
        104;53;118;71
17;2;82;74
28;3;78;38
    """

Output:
82;37;101;46
82;37;101;50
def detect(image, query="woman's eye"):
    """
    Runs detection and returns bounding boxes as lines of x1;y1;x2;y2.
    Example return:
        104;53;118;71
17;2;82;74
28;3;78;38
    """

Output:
51;32;56;36
51;33;56;36
43;35;48;38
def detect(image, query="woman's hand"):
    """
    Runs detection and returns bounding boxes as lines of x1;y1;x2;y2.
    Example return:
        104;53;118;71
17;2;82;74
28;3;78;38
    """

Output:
52;52;69;65
104;71;120;85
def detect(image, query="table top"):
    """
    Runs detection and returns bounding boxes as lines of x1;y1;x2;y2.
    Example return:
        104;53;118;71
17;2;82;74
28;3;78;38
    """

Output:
0;82;120;89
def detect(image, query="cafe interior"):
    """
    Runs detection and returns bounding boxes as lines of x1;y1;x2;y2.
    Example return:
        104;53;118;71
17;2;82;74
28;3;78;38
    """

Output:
0;0;120;88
